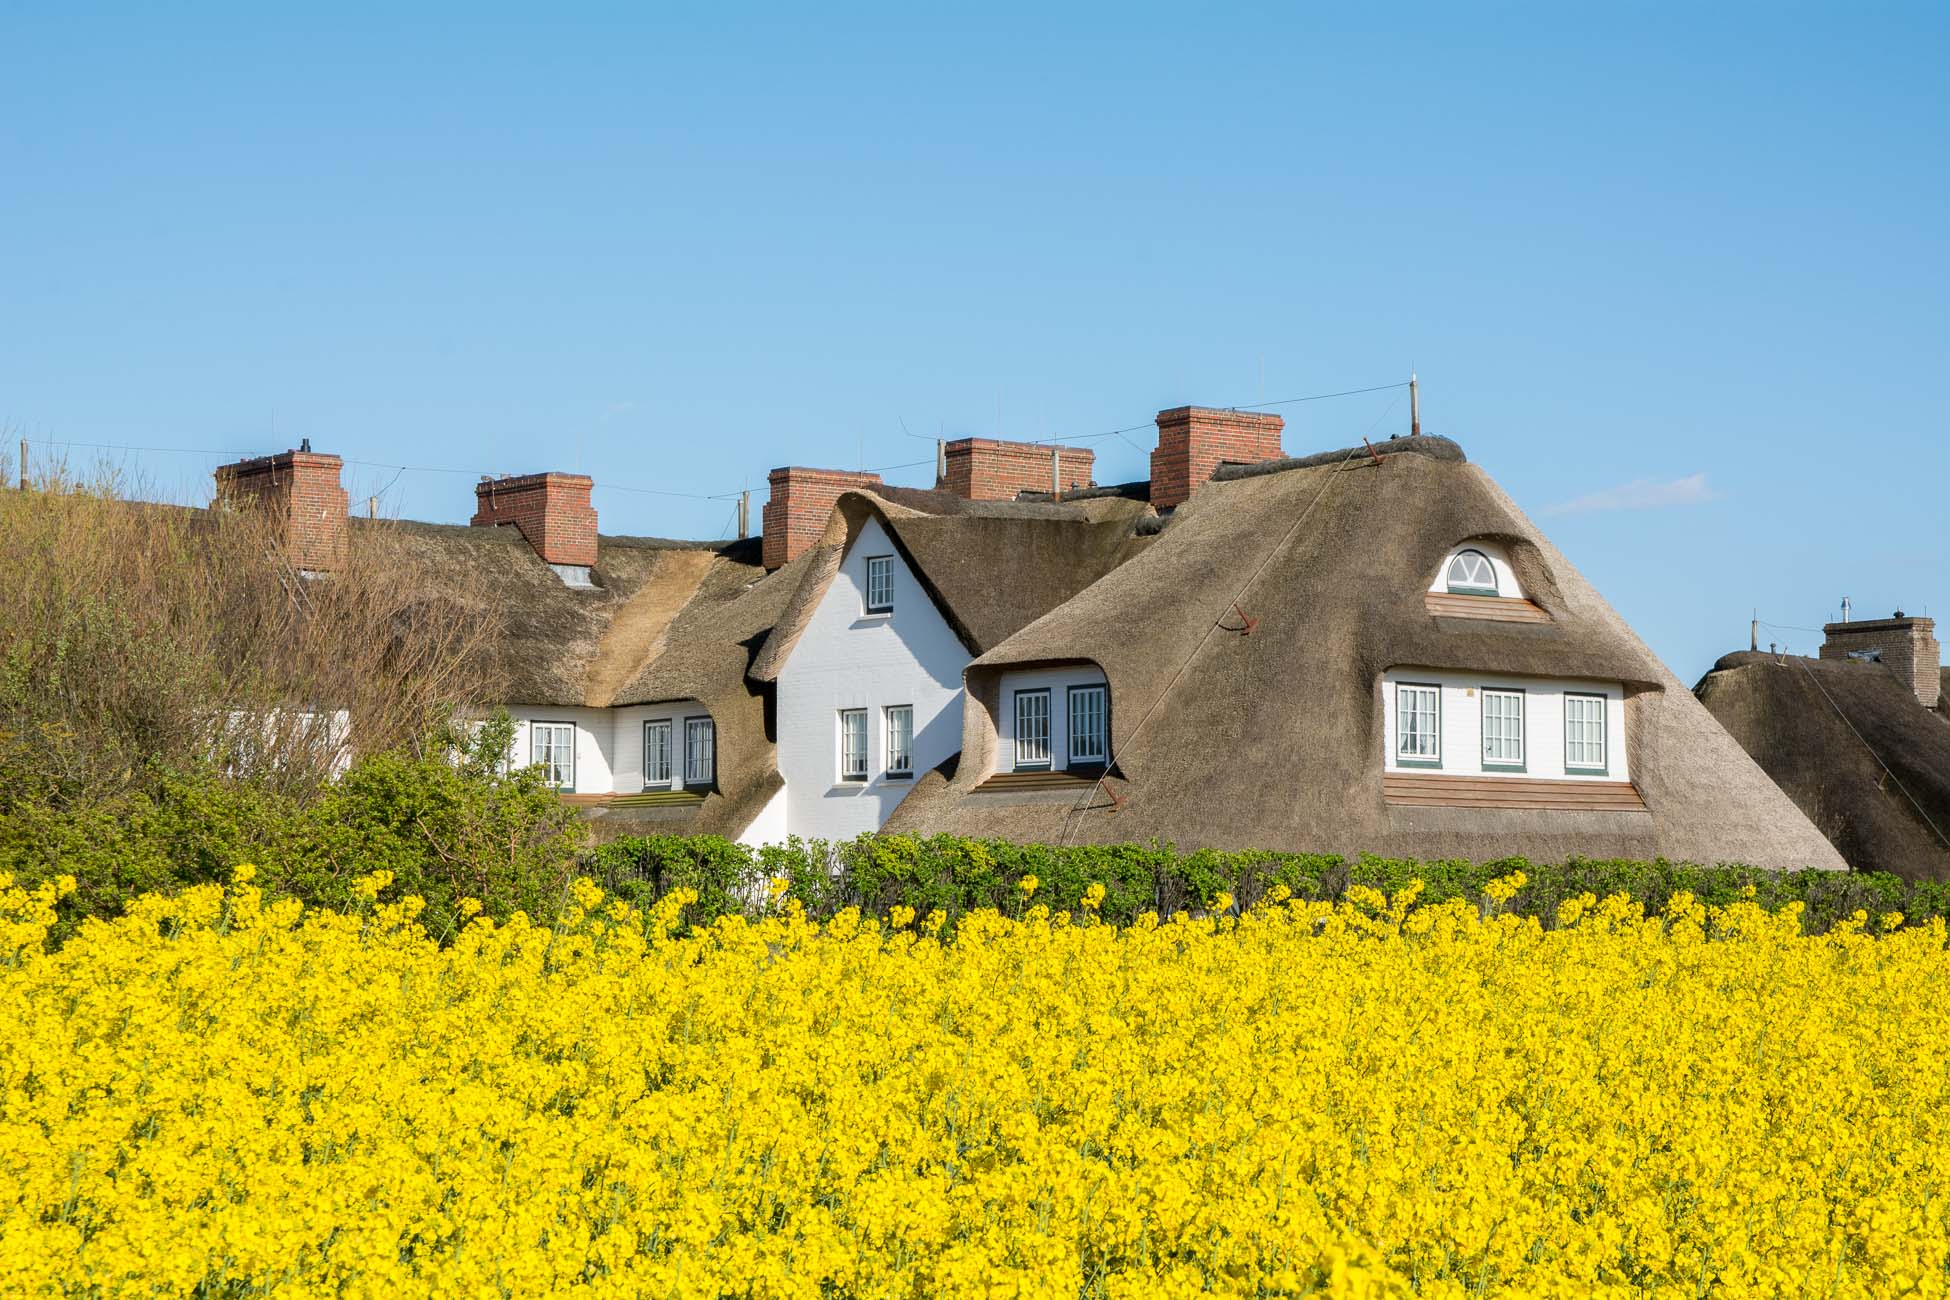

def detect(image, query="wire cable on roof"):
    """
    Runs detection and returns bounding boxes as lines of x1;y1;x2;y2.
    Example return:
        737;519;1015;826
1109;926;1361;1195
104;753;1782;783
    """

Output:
1793;658;1950;852
1057;442;1372;847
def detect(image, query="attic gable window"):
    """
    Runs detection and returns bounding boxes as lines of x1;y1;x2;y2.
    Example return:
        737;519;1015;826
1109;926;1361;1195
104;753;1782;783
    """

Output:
1445;548;1498;596
864;555;894;613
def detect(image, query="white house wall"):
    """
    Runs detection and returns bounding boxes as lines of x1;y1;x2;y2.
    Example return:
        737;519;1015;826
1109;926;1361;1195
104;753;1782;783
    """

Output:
738;785;789;849
1380;670;1629;782
775;515;968;840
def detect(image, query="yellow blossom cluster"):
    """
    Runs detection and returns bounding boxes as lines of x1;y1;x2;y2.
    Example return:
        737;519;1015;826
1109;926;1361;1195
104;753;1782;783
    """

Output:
4;868;1950;1297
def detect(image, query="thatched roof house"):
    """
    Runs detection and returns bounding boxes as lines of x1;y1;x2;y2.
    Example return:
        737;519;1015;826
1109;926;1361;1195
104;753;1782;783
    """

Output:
883;436;1846;872
1696;633;1950;880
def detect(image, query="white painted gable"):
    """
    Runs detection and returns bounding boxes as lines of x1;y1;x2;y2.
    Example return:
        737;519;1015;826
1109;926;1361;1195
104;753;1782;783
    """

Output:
774;515;969;840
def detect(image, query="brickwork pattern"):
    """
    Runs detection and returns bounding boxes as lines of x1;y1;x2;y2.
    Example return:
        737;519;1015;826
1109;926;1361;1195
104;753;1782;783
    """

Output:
471;473;598;567
1821;616;1942;709
762;467;883;570
214;450;349;573
1149;407;1286;509
939;438;1095;501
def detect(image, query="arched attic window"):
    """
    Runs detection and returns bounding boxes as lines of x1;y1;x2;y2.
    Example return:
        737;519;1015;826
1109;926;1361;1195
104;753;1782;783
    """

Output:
1444;548;1499;596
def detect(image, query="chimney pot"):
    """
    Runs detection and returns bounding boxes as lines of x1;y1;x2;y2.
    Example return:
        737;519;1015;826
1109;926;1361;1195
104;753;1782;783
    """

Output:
471;471;598;567
761;466;882;570
1149;406;1285;509
939;437;1094;501
1820;613;1941;709
213;447;349;573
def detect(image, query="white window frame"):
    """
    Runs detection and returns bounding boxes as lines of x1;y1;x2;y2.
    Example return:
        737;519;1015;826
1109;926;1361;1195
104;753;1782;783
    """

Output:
531;721;576;792
1565;693;1609;776
1013;689;1052;771
838;708;869;783
884;705;913;779
683;716;715;788
1066;684;1108;767
642;719;672;789
863;555;894;614
1480;687;1526;772
1395;683;1440;767
1445;548;1499;597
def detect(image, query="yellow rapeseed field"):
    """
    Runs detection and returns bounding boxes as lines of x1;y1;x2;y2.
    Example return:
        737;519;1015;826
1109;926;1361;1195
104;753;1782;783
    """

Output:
4;868;1949;1298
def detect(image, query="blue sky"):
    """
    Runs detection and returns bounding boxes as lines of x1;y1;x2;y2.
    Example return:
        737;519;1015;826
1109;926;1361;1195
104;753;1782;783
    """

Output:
2;3;1944;682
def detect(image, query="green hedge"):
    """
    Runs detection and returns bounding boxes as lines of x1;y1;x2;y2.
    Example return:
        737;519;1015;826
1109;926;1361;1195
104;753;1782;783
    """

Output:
589;832;1950;936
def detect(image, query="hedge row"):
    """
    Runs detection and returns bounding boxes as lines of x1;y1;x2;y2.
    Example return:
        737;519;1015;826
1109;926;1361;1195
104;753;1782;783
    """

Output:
589;833;1950;935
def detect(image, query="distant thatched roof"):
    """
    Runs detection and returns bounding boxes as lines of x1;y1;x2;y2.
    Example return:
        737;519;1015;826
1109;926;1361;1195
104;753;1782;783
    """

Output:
748;489;1153;682
1696;651;1950;880
885;437;1845;872
357;519;763;708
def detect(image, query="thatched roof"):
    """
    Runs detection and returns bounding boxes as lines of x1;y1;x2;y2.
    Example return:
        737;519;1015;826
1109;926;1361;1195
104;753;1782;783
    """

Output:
748;489;1153;682
1696;651;1950;880
356;519;762;708
884;438;1846;872
352;518;783;838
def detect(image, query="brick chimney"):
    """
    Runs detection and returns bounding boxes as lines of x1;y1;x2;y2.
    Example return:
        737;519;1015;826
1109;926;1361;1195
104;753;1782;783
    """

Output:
762;466;882;570
939;438;1096;501
1821;613;1941;709
1150;407;1285;510
471;472;597;567
213;446;350;573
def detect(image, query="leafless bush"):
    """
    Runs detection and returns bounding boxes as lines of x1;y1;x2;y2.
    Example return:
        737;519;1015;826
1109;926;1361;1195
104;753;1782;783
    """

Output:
0;465;506;802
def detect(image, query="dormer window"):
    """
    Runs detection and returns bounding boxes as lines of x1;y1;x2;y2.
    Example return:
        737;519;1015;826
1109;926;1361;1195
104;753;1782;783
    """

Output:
864;555;894;613
1445;548;1498;596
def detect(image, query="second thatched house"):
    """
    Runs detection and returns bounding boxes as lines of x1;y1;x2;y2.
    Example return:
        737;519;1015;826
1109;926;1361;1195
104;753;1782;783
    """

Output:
1696;616;1950;879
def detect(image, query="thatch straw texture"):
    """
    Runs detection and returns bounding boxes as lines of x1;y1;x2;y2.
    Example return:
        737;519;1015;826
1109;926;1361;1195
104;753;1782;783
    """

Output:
884;439;1845;872
1697;651;1950;880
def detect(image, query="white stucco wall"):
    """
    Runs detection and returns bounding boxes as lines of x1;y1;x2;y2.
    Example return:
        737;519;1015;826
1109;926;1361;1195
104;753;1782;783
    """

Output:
1380;670;1629;782
993;664;1111;775
1427;539;1525;599
738;785;789;849
774;516;968;841
503;701;711;795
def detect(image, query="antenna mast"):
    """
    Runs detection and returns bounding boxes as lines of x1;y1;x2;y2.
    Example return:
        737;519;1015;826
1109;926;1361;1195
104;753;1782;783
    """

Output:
1409;372;1421;437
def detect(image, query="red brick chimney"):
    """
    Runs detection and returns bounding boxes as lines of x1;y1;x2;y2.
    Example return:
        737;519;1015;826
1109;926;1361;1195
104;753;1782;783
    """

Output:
214;446;350;573
940;438;1095;501
1149;407;1285;510
471;472;598;567
1821;613;1942;709
762;466;882;570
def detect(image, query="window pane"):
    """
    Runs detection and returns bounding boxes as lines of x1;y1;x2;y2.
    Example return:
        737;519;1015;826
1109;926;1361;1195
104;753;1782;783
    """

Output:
1567;696;1607;769
884;706;913;775
1483;691;1523;765
1447;550;1497;594
1068;686;1107;763
1397;686;1438;759
535;723;574;790
685;718;714;785
1014;691;1051;768
865;556;894;611
644;720;671;786
839;709;868;780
